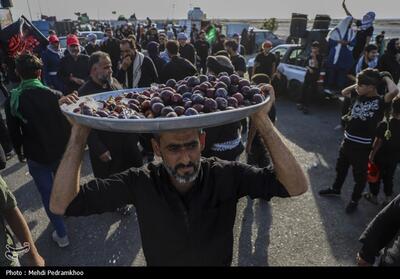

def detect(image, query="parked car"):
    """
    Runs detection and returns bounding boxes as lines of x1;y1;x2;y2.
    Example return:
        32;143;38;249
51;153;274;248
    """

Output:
247;44;329;99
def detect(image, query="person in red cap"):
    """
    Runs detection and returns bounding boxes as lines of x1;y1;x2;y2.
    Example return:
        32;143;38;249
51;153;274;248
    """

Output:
58;35;90;95
41;35;64;91
253;40;276;79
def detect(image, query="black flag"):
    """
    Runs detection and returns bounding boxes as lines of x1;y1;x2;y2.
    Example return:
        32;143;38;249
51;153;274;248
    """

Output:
0;16;48;58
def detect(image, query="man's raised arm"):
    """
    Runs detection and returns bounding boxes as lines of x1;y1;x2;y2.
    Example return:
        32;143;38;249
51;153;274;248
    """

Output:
50;124;91;215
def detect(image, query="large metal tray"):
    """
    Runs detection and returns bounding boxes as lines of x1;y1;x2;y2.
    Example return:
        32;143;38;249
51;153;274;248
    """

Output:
61;88;270;133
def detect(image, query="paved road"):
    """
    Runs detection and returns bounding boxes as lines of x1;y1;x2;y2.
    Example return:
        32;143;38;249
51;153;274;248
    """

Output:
2;96;399;266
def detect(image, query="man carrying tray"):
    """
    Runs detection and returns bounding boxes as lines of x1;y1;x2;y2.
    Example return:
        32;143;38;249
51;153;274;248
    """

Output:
50;84;308;266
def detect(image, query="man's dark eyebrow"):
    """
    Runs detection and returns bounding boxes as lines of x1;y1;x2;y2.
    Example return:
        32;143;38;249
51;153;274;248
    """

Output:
183;141;199;147
166;144;181;149
166;140;199;149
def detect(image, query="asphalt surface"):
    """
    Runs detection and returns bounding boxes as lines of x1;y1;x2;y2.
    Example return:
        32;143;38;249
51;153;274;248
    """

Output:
2;96;399;266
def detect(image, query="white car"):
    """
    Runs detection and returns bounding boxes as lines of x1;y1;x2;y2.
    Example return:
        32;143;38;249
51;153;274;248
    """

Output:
247;44;328;99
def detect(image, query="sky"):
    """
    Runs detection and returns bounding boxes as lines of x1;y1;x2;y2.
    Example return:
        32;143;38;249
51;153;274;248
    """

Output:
10;0;400;21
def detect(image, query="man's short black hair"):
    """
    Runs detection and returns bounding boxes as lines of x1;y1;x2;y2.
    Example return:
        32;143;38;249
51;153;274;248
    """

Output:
364;44;378;53
88;51;111;71
15;53;43;80
166;40;179;55
152;129;203;143
224;39;239;52
357;68;381;87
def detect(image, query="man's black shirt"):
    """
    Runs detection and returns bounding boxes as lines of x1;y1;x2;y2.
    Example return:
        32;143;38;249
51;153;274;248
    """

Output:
194;40;210;61
179;43;196;65
254;52;276;77
65;157;290;266
160;56;197;83
100;37;121;72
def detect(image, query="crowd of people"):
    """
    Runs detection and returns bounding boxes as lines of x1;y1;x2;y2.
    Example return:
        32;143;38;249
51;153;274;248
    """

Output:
0;1;399;267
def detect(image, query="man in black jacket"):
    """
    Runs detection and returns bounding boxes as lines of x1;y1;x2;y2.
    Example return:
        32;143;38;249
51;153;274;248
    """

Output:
50;84;308;266
117;39;158;88
378;38;400;85
178;32;196;65
78;51;143;179
160;40;197;83
6;53;78;248
194;31;210;75
357;194;400;266
100;28;121;75
58;35;90;95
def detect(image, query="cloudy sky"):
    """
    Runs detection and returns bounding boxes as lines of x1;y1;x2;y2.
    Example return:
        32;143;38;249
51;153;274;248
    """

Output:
11;0;400;20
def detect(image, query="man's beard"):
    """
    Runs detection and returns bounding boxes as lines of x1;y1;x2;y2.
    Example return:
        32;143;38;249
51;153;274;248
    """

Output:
98;74;113;86
163;160;201;185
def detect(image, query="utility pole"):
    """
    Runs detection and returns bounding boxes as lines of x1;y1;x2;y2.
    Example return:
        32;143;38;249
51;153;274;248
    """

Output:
26;0;33;21
37;0;43;17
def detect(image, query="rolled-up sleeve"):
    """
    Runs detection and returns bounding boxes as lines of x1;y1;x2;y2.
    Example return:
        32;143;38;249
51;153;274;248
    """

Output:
233;162;290;201
65;168;142;216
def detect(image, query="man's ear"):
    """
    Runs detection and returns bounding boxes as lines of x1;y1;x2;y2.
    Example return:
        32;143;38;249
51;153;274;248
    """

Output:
36;69;42;79
199;132;206;152
151;138;162;157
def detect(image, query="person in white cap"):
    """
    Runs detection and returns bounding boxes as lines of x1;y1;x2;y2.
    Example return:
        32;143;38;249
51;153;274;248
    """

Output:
85;33;100;56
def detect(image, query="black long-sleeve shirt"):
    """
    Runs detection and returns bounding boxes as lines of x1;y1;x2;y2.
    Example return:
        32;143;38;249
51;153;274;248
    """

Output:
160;56;197;84
179;43;196;65
65;157;290;266
100;37;121;72
359;194;400;266
378;53;400;85
5;88;70;164
194;40;210;61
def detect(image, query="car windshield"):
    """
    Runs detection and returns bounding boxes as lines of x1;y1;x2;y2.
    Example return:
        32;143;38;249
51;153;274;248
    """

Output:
287;48;307;66
272;47;288;59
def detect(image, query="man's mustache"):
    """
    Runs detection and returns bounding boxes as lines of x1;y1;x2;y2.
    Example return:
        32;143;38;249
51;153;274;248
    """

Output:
175;162;196;172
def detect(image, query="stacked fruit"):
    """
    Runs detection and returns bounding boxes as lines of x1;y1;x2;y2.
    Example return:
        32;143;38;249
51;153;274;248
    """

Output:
73;73;268;119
